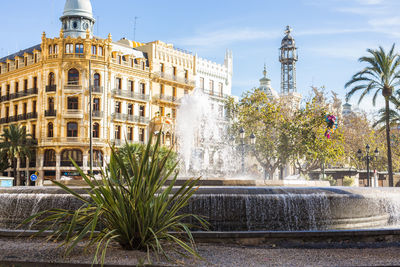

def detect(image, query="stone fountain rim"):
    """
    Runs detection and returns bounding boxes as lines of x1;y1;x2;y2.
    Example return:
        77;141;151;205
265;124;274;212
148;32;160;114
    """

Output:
1;186;400;196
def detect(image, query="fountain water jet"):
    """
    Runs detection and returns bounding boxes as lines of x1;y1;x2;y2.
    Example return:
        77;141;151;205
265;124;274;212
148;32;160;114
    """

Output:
176;89;239;177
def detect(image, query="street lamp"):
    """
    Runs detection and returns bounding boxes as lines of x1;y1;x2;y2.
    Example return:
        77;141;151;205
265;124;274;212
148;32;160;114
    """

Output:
238;128;256;174
357;145;379;187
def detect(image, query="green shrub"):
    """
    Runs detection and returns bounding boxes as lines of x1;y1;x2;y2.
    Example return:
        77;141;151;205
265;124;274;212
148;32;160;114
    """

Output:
118;142;178;171
343;176;355;186
322;175;337;186
23;134;207;265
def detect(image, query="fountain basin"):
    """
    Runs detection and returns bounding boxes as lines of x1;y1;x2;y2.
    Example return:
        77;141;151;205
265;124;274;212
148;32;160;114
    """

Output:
0;187;399;231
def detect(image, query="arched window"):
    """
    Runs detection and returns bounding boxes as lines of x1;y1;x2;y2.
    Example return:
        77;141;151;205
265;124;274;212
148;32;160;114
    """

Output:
67;122;78;137
94;73;100;88
47;122;53;138
67;68;79;85
93;123;99;138
48;72;55;86
44;149;56;166
61;149;83;166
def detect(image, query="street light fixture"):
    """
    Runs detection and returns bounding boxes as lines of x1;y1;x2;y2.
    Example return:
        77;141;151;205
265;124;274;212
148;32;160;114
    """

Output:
250;133;256;145
239;127;245;139
357;145;379;187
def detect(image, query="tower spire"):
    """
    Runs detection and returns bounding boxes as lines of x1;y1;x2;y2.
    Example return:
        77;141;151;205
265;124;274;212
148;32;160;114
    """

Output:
279;25;298;94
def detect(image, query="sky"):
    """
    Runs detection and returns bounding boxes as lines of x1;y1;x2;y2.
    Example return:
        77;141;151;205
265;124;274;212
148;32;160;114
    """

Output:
1;0;400;112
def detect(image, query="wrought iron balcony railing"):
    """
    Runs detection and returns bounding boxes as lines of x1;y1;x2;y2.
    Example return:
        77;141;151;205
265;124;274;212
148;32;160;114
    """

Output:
111;89;150;101
45;110;57;117
45;85;57;92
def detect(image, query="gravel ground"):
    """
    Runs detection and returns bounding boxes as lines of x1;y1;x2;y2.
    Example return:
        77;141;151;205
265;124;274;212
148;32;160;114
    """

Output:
1;237;400;266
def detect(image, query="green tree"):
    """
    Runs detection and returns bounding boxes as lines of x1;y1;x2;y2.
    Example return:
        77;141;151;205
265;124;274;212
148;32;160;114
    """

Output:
226;89;286;179
227;88;345;179
345;44;400;186
290;100;345;175
0;124;35;186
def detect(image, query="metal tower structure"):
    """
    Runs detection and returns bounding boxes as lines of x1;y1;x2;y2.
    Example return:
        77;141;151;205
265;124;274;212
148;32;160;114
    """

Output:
279;26;298;94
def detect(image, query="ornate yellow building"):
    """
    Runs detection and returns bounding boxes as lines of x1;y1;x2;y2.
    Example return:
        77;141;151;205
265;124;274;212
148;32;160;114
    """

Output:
0;0;232;185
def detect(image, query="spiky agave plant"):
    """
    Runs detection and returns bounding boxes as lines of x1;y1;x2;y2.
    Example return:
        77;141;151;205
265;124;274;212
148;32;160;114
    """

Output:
22;133;207;265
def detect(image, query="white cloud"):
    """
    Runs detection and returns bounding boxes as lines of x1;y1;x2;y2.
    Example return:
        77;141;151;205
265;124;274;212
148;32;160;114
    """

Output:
356;0;384;5
297;28;371;36
369;16;400;27
174;26;375;51
174;28;280;48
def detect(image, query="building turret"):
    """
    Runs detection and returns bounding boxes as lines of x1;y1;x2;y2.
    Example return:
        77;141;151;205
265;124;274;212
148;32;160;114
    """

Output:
259;65;278;99
279;26;298;94
60;0;95;38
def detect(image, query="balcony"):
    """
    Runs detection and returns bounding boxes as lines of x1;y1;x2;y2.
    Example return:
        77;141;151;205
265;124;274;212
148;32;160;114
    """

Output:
154;71;196;87
9;88;38;101
153;94;178;104
45;110;57;117
111;139;123;147
0;118;8;124
92;110;103;119
64;53;85;59
46;85;57;92
0;95;10;102
65;137;80;143
112;113;127;121
92;86;103;94
111;89;150;102
64;84;83;93
27;112;38;119
8;115;18;123
203;89;229;99
64;109;83;119
126;115;149;124
17;114;28;121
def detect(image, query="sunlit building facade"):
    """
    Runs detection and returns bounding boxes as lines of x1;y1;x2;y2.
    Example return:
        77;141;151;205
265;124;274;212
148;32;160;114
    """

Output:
0;0;232;185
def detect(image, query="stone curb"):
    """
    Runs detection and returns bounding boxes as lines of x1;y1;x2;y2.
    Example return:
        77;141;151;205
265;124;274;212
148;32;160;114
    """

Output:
2;228;400;240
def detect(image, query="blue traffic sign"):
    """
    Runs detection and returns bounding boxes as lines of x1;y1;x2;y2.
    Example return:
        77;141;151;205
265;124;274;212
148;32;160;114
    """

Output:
30;174;38;182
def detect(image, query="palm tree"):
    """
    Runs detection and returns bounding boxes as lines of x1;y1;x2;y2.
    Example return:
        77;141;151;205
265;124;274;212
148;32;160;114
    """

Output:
0;125;35;186
345;44;400;187
373;107;400;130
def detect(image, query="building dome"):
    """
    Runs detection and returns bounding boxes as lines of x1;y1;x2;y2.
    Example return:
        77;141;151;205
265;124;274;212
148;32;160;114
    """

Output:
281;26;295;48
259;65;279;99
61;0;94;20
60;0;95;38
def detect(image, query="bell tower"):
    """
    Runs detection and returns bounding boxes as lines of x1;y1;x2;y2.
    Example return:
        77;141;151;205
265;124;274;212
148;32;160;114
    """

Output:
60;0;95;38
279;26;298;94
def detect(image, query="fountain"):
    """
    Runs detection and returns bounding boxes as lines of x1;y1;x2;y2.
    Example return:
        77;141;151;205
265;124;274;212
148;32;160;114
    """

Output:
1;90;400;234
1;187;400;231
176;89;239;178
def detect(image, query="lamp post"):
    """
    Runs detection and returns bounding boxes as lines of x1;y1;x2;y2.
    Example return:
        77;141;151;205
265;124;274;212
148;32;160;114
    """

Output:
89;60;93;176
357;145;379;187
238;127;256;174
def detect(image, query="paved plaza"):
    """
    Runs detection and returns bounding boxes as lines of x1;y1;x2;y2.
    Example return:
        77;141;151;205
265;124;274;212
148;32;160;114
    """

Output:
1;237;400;266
